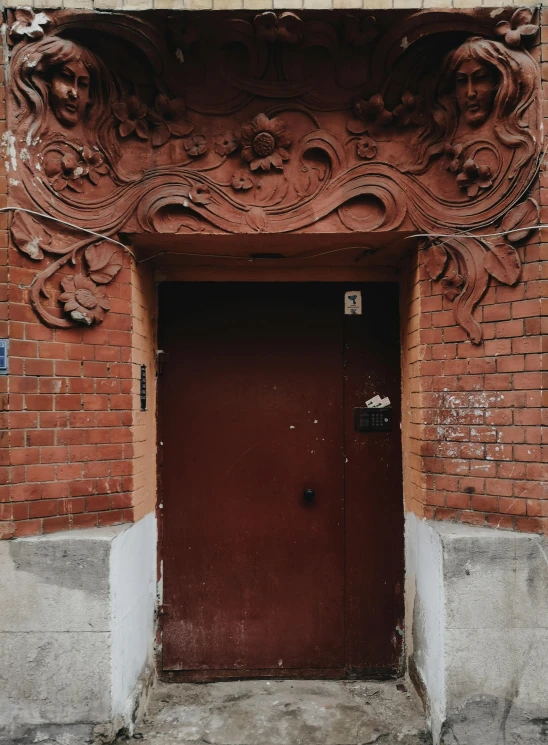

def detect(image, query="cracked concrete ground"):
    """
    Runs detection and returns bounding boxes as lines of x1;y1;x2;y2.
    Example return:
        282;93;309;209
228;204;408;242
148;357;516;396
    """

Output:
130;679;431;745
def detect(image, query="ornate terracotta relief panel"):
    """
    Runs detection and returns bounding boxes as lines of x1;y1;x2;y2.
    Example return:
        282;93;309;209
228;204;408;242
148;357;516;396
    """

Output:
6;8;542;341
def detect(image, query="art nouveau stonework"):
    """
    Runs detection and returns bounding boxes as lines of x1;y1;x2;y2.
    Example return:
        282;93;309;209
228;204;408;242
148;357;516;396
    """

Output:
6;8;542;341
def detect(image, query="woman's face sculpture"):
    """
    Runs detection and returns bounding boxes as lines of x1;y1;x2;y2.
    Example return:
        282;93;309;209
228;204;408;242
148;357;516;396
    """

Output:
455;59;497;128
49;60;91;128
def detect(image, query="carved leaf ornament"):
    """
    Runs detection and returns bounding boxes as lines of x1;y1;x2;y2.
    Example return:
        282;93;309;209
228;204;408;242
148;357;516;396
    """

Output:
11;212;52;261
6;8;542;339
499;196;539;243
484;243;521;285
85;243;123;284
422;198;538;342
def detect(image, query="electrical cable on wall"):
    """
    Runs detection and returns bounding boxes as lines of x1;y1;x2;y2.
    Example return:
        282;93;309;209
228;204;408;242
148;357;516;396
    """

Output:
0;206;134;258
1;205;545;263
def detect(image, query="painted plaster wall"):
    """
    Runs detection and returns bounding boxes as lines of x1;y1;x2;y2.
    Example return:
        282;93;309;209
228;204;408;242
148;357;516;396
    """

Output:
405;513;446;741
406;513;548;745
110;512;157;720
0;514;156;739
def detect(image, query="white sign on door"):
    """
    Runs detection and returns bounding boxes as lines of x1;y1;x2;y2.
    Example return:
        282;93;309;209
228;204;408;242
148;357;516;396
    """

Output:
344;290;362;315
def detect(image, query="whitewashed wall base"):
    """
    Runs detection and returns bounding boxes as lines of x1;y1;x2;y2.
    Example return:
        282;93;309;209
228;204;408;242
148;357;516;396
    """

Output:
405;514;548;745
0;514;157;742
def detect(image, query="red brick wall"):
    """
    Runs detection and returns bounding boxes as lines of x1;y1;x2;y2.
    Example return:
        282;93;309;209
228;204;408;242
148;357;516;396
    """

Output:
401;223;546;535
399;27;547;535
1;243;140;538
1;18;546;539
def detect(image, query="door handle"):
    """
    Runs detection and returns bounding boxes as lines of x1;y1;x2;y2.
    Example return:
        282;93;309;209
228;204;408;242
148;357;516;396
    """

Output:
303;488;315;503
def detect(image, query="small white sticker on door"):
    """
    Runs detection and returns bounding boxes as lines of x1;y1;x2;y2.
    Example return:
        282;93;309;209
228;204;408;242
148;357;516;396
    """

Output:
344;290;362;315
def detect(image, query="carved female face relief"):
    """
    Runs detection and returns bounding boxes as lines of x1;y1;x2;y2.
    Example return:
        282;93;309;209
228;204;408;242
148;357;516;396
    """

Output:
6;13;542;342
455;59;497;128
48;60;91;128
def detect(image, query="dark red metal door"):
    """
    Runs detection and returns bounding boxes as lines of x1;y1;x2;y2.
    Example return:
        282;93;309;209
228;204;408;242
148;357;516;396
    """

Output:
159;282;403;676
343;283;404;674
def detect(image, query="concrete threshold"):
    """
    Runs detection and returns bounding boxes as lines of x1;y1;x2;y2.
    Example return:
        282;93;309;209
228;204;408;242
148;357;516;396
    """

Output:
131;679;430;745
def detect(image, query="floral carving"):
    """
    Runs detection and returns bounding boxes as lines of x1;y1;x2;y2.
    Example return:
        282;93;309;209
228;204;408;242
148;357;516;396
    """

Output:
241;114;291;171
253;12;303;45
59;275;110;325
393;92;424;128
184;134;207;157
80;147;109;185
231;170;255;191
44;152;84;193
214;133;239;156
357;136;377;160
6;12;542;343
456;159;493;198
347;94;392;135
147;95;194;147
113;97;149;140
43;147;108;192
189;184;211;205
56;242;122;325
343;15;378;47
9;8;50;41
495;8;538;48
443;143;464;173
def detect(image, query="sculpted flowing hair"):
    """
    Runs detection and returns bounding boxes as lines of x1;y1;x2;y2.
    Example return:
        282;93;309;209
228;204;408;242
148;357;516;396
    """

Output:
12;36;120;167
411;36;539;173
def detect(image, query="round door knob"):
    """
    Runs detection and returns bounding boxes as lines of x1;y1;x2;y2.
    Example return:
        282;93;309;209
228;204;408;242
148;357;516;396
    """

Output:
303;488;315;503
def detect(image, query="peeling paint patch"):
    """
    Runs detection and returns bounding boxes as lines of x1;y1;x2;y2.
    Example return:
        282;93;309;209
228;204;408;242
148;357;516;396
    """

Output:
25;236;42;260
2;131;18;173
70;311;92;325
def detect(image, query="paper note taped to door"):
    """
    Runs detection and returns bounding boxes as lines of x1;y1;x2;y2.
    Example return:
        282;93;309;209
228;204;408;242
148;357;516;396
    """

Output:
344;290;362;315
366;395;391;409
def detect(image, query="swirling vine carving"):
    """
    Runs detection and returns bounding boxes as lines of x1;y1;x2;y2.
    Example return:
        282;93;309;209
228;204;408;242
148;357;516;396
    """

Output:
5;7;542;341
